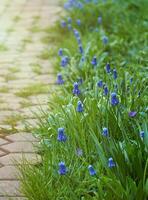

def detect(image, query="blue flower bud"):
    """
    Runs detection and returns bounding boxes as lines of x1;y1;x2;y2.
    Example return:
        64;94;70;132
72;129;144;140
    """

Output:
111;92;119;106
79;45;83;54
128;111;137;117
97;80;103;87
58;48;63;56
91;56;97;66
76;19;81;26
76;148;83;157
102;127;109;137
104;85;109;95
57;128;67;142
68;24;72;30
102;36;108;44
57;73;64;85
61;20;66;28
73;82;81;95
77;101;84;112
67;17;72;23
58;162;67;175
108;157;116;168
88;165;96;176
140;131;144;139
113;69;117;79
106;63;111;73
61;56;69;67
98;16;102;24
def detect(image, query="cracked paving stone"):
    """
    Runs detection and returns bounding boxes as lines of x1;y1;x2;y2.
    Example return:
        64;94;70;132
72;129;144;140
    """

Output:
5;132;39;142
0;180;23;196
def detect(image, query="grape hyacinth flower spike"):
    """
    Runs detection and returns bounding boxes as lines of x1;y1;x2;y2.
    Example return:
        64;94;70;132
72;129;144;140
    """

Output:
57;73;64;85
104;85;109;95
88;165;96;176
91;56;97;66
128;111;137;118
58;48;63;56
61;56;69;67
140;131;144;139
102;36;108;44
58;162;67;175
76;19;81;26
108;157;116;168
102;127;109;137
113;69;117;79
73;82;81;95
98;16;102;24
111;92;119;106
61;20;66;28
77;101;84;112
57;128;67;142
106;63;111;73
97;80;103;88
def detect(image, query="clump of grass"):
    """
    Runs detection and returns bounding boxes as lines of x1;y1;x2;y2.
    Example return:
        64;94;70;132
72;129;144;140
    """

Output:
0;43;8;51
30;63;42;75
38;49;51;60
15;83;49;98
13;15;21;22
0;86;9;93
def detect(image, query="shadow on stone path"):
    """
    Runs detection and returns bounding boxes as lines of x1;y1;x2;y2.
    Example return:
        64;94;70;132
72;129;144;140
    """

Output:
0;0;61;198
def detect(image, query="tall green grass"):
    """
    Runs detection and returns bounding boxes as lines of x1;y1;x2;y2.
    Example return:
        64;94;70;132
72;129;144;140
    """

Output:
20;0;148;199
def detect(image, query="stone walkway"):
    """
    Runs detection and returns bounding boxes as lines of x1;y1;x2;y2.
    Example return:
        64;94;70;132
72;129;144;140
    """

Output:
0;0;61;199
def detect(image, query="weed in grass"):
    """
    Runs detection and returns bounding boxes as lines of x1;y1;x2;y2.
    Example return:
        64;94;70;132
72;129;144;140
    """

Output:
0;43;8;51
15;83;49;98
30;63;42;75
0;86;9;93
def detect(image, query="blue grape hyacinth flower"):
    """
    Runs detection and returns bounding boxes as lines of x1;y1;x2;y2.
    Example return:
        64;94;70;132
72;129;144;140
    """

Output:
91;56;97;66
73;82;81;95
88;165;96;176
61;20;66;28
58;48;63;56
58;162;67;175
76;19;81;26
113;69;117;79
67;17;72;23
102;127;109;137
57;128;67;142
111;92;119;106
79;45;83;54
97;80;103;88
106;63;111;73
140;131;144;139
61;56;69;67
108;157;116;168
77;101;84;112
128;111;137;118
57;73;64;85
98;16;102;24
76;148;83;157
102;36;108;44
104;85;109;95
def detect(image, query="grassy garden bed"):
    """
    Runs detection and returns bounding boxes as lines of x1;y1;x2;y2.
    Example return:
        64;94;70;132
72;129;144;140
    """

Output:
20;0;148;199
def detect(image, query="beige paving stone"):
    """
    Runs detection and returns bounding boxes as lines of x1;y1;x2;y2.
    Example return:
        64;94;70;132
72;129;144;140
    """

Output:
0;138;9;146
0;153;41;165
0;180;22;196
0;149;6;157
0;166;19;180
1;141;38;153
0;197;27;200
5;132;38;142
